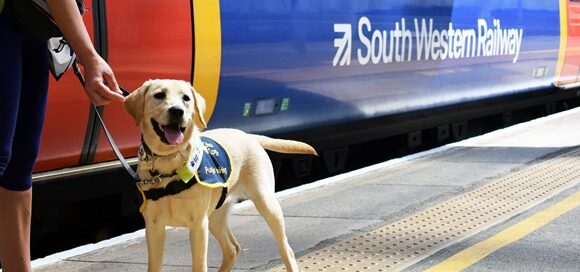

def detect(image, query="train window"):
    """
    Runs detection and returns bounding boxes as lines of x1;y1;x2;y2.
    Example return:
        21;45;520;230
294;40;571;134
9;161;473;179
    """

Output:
254;98;278;116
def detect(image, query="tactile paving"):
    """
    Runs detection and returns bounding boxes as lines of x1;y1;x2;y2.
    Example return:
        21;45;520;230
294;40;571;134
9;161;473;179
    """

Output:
270;147;580;271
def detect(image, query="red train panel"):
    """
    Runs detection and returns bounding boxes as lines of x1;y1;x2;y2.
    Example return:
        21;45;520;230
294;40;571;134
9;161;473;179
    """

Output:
92;0;193;163
33;0;96;172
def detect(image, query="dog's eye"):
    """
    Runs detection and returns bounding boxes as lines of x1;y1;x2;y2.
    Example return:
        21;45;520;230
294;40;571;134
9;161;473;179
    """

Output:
183;95;191;102
153;92;166;100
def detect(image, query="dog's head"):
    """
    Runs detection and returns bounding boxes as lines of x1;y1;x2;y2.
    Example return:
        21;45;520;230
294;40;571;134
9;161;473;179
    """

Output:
124;79;207;154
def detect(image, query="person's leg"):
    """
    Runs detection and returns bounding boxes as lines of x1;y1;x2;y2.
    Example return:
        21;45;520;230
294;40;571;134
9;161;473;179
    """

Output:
0;13;21;181
0;12;49;271
0;187;32;272
0;12;26;272
2;20;50;192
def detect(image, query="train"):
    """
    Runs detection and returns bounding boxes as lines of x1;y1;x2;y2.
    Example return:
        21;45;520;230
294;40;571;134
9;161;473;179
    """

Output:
30;0;580;258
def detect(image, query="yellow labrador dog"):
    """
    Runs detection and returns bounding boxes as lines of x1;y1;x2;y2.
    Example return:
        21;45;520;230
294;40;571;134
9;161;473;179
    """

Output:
124;79;316;272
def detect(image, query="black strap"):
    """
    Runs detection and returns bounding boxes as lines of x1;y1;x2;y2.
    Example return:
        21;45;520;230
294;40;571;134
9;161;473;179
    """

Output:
144;178;228;209
144;178;195;201
215;187;228;209
72;61;138;181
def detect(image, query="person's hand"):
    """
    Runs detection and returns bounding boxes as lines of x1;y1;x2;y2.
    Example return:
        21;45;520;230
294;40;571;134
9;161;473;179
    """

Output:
81;56;124;106
45;0;124;106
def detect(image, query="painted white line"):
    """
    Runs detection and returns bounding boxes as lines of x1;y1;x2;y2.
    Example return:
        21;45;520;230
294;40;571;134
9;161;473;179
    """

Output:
31;229;145;269
30;106;580;269
451;105;580;148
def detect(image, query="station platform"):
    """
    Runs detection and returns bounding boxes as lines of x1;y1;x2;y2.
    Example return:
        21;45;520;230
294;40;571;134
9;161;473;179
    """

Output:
31;107;580;272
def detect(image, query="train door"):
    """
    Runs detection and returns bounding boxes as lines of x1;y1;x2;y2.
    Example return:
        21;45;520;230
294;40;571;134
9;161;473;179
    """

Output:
34;0;97;172
556;0;580;88
91;0;193;163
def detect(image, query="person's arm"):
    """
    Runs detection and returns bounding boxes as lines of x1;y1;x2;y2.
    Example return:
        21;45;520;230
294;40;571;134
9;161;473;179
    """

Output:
46;0;124;105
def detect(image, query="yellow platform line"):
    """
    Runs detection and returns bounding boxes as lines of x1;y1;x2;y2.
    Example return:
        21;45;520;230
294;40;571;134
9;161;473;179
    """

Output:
426;189;580;272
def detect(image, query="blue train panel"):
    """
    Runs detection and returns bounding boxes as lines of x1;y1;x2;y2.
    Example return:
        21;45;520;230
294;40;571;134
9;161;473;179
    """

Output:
209;0;561;135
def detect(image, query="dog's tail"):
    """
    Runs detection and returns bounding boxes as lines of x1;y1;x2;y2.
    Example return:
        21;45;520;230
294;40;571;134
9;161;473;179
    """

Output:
252;135;318;156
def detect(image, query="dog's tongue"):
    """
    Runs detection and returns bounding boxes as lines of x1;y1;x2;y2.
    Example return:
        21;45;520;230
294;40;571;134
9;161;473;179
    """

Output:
164;124;184;145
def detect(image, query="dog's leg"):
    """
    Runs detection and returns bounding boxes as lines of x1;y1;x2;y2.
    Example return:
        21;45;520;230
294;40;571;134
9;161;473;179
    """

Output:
251;191;300;272
190;217;209;272
209;202;240;272
145;221;166;272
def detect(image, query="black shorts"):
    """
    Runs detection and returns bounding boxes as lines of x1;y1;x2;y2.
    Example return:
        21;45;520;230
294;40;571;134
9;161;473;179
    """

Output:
0;13;49;191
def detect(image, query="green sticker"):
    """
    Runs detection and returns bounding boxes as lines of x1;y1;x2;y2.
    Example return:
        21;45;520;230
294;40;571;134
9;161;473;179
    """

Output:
0;0;4;14
242;102;252;117
281;98;290;111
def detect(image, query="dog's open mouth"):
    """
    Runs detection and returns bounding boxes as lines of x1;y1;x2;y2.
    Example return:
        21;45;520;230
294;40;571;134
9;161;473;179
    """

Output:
151;119;186;145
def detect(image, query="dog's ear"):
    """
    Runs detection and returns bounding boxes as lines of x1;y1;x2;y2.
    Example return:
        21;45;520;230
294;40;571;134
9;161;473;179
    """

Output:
192;87;207;130
124;81;151;126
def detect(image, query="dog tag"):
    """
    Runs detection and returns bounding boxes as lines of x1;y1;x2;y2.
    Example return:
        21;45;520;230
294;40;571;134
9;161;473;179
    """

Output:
176;145;204;184
176;162;195;184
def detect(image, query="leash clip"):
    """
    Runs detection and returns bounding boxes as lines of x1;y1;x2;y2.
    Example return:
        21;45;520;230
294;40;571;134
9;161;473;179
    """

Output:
138;175;161;185
151;176;162;184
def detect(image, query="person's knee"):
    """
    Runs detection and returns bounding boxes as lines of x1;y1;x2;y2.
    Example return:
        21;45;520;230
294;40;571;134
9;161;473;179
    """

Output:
0;139;39;191
0;175;32;191
0;153;34;191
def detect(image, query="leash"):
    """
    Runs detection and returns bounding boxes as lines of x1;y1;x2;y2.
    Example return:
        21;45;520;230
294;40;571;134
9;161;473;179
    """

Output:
72;60;138;181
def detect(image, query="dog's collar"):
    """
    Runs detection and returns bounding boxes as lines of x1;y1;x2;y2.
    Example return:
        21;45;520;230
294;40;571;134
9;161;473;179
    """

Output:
137;143;173;184
137;138;204;185
138;140;162;162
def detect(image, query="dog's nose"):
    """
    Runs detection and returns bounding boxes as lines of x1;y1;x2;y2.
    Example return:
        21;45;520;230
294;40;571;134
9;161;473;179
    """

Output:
168;107;184;119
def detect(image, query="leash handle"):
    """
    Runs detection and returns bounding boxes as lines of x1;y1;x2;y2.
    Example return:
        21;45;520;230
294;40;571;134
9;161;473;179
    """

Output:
73;61;138;181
